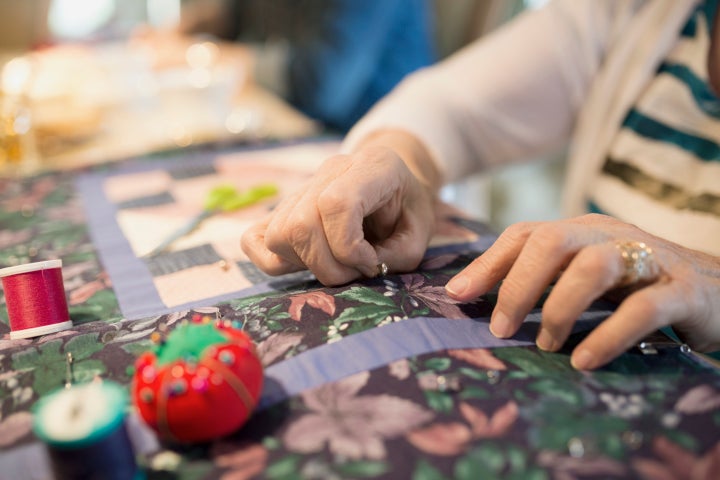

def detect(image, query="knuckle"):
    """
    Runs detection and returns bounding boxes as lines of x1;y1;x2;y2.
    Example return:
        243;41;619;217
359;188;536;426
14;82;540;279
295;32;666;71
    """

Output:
361;145;403;167
575;250;606;273
284;214;314;248
527;224;569;257
574;248;619;289
577;213;615;225
317;188;351;215
501;221;534;242
467;255;503;280
262;217;284;245
631;294;662;323
319;153;351;171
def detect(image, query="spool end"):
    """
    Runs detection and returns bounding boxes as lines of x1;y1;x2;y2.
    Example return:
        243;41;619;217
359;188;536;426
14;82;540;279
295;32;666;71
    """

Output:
9;320;73;340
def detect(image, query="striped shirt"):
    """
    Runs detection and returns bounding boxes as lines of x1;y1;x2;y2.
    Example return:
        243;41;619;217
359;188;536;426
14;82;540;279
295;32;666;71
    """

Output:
587;0;720;256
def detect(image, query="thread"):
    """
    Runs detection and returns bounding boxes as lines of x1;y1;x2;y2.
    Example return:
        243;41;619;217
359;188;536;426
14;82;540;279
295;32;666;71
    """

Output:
33;381;141;480
0;259;72;339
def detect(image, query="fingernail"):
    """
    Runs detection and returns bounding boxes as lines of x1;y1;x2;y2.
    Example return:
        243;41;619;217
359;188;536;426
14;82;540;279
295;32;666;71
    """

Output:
446;275;469;297
489;312;512;338
571;348;596;370
536;327;559;351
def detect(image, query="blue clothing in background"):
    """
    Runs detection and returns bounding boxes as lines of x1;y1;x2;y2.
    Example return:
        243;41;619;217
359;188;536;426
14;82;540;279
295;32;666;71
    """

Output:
287;0;436;131
228;0;436;132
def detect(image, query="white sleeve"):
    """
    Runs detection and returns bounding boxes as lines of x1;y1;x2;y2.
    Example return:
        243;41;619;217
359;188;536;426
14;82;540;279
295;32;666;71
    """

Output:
342;0;634;183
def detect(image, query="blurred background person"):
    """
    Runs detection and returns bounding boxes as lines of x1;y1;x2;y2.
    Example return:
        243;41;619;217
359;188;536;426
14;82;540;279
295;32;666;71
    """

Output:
0;0;437;132
0;0;553;231
138;0;438;132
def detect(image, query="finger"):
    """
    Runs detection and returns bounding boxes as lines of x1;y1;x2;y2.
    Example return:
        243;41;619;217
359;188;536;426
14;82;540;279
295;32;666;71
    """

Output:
373;202;435;273
363;197;403;243
570;280;682;370
537;242;626;351
264;156;376;280
489;222;613;339
271;199;365;285
317;154;409;276
445;221;540;301
241;216;305;276
318;151;422;276
262;188;312;268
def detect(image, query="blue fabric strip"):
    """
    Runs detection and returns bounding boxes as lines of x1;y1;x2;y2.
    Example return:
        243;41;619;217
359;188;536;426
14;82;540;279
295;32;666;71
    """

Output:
76;150;497;319
75;174;167;319
76;141;343;319
259;307;612;409
75;156;305;319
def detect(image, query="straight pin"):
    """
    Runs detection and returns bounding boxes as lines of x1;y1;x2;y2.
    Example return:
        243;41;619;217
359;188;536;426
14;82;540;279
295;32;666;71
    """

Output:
65;352;74;389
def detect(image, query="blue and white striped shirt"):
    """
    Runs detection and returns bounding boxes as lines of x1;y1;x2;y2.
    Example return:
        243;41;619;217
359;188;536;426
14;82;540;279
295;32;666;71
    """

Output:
587;0;720;255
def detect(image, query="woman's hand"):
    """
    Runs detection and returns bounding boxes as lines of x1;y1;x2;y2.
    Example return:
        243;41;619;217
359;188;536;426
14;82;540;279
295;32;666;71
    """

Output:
445;214;720;369
241;131;440;286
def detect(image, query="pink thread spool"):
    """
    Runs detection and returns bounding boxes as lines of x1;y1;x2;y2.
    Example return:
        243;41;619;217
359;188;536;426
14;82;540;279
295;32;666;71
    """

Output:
0;260;72;339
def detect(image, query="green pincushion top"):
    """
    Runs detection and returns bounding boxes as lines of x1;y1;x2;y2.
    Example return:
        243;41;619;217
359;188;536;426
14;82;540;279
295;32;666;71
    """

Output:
155;322;229;366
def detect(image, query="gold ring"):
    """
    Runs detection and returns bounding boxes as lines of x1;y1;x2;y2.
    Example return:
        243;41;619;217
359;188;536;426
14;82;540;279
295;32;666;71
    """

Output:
615;241;660;286
377;262;388;277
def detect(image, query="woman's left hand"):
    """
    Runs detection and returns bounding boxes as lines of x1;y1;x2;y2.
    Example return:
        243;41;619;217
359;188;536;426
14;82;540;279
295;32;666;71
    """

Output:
445;214;720;369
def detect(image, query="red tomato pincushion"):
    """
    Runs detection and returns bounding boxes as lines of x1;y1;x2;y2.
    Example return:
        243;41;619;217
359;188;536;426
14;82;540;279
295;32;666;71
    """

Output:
131;316;263;443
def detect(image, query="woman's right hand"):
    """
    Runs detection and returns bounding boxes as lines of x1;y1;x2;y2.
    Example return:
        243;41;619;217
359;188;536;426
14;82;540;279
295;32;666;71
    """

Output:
241;131;440;286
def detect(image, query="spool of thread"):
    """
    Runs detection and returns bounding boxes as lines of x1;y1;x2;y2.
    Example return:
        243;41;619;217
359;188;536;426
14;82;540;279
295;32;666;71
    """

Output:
33;381;142;480
0;259;72;339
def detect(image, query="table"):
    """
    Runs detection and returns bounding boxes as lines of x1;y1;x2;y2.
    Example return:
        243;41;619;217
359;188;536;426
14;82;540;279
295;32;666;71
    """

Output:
1;41;320;176
0;137;719;477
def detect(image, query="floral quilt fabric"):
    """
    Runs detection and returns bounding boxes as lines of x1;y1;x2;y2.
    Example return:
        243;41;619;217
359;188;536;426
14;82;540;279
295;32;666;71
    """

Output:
0;166;719;480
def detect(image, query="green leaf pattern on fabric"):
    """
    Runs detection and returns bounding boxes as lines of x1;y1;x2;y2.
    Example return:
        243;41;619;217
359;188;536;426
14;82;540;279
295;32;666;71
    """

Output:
1;172;720;479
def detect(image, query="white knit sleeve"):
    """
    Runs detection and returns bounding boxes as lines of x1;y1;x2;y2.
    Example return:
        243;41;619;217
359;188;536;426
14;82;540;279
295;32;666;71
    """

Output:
342;0;626;183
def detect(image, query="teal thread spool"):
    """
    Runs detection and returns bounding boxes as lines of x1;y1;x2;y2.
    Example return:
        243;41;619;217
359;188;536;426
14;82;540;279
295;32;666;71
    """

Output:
33;381;142;480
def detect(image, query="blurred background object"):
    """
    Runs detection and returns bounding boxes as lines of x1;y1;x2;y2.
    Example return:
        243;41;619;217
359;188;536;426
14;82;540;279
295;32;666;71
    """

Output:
146;0;438;132
0;0;51;50
0;0;559;232
0;53;39;174
0;0;320;174
432;0;562;231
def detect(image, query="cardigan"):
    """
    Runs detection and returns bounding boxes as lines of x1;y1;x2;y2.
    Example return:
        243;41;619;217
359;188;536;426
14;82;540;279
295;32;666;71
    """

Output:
343;0;718;251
